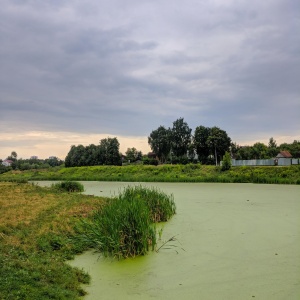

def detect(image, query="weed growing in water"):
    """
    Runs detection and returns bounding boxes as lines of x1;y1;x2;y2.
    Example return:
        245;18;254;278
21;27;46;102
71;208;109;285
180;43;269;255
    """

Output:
74;186;176;259
51;181;84;192
118;185;176;222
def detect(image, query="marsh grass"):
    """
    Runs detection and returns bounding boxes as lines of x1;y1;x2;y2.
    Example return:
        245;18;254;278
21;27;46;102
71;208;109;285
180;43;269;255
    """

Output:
51;180;84;192
74;186;176;259
119;185;176;222
0;182;105;299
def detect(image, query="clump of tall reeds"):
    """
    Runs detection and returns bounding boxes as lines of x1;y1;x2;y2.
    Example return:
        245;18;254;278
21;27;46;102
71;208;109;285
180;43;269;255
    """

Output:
74;186;176;259
118;185;176;222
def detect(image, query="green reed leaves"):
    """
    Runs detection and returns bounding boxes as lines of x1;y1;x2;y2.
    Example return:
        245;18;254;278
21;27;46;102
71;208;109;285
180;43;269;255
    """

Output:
74;186;176;259
51;181;84;192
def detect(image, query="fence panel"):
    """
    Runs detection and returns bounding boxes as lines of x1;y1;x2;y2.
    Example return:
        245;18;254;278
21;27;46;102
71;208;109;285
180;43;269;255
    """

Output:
227;159;299;166
278;158;292;166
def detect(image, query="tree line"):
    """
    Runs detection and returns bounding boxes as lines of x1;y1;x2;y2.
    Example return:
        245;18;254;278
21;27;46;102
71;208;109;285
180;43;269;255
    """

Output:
231;138;300;160
0;152;63;174
64;138;144;167
63;118;232;168
2;118;299;170
148;118;231;165
65;137;122;167
148;118;300;164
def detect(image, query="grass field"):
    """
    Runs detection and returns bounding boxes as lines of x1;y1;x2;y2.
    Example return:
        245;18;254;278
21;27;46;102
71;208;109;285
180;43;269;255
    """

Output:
0;182;106;299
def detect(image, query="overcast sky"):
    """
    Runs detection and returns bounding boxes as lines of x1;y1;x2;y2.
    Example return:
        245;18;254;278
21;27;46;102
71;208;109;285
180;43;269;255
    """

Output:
1;0;299;159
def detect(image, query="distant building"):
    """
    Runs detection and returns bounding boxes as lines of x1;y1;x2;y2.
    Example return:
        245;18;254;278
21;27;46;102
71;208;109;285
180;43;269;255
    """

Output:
2;159;13;167
276;151;292;158
30;156;38;160
49;156;56;159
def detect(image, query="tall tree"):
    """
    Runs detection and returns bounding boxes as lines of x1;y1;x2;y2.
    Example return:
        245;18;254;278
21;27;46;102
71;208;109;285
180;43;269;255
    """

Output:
193;126;211;164
267;137;278;158
125;147;142;163
235;145;252;160
148;126;171;163
170;118;192;158
98;137;121;165
65;145;86;167
207;126;231;165
84;144;100;166
251;142;268;159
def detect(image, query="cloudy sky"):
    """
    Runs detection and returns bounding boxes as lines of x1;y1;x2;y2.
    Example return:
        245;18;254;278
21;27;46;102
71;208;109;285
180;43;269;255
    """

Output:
1;0;299;159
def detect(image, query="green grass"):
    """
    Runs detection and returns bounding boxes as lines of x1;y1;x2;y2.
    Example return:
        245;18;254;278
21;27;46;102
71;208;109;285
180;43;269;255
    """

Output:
118;185;176;222
0;164;299;184
73;186;176;259
51;181;84;193
0;182;106;299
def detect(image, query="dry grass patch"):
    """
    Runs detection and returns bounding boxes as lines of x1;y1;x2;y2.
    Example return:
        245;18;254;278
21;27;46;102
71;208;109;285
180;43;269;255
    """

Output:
0;182;105;247
0;183;57;227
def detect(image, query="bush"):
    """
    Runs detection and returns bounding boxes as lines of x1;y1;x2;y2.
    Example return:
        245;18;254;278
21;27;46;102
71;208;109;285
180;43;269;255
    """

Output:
221;151;232;171
51;181;84;192
142;157;159;165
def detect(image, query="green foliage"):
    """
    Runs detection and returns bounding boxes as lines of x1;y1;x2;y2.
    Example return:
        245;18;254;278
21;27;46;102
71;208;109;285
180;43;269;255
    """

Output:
207;126;231;165
98;137;122;165
193;125;211;164
232;139;300;160
148;125;172;163
65;137;121;167
193;126;231;165
251;142;268;159
51;181;84;192
0;182;106;299
170;117;192;157
221;151;232;171
0;247;89;300
0;163;11;174
119;186;176;222
142;157;159;165
279;140;300;157
125;147;143;163
4;156;64;171
1;164;299;185
74;186;176;259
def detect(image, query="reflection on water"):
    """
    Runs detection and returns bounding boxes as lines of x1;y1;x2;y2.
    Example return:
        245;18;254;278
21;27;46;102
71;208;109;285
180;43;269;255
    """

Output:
35;181;300;300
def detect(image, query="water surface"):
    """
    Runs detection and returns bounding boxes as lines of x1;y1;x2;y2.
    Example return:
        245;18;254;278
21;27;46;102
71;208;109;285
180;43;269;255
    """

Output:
36;182;300;299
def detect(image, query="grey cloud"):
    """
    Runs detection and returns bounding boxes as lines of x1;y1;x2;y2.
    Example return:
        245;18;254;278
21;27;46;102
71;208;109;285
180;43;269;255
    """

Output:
0;0;299;146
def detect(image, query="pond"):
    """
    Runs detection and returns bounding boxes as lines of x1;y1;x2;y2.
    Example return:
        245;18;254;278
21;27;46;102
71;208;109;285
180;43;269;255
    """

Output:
36;182;300;299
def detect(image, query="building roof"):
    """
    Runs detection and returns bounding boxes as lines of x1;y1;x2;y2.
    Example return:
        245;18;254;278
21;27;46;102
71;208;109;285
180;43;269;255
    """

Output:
276;151;292;158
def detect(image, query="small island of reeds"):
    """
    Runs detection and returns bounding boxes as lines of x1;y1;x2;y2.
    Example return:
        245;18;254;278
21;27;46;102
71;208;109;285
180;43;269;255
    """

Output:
73;185;176;259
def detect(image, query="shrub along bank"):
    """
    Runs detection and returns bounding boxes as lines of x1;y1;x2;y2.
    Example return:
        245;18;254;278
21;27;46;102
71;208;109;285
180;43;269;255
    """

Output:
0;164;299;184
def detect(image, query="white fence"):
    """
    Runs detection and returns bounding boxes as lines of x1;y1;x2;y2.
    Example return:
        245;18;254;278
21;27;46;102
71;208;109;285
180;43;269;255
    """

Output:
230;158;300;166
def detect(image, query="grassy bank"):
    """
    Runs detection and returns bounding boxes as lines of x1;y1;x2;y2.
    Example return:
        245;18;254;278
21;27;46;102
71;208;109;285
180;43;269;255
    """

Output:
0;164;300;184
0;182;106;299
